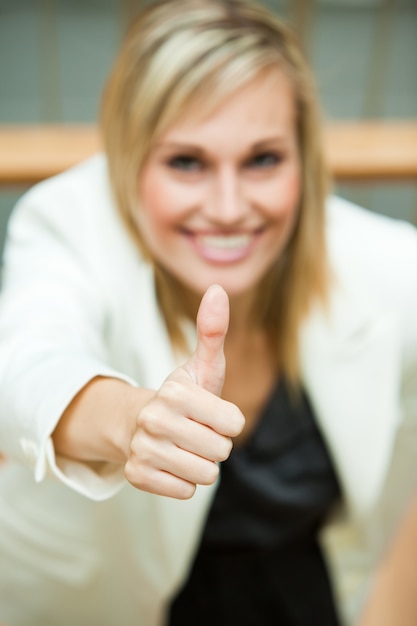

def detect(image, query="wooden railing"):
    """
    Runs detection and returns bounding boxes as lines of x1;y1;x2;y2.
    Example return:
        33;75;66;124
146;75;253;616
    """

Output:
0;120;415;466
0;121;416;187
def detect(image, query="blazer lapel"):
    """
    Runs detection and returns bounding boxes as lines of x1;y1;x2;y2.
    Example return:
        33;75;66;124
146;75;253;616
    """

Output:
300;275;402;522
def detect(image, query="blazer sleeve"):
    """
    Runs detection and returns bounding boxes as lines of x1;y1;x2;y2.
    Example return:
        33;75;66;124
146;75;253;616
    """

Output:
0;175;138;501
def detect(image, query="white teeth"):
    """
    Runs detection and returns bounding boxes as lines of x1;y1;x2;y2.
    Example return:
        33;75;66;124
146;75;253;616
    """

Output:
198;234;251;249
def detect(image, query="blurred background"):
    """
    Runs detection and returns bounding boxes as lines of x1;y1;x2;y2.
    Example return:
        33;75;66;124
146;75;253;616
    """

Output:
0;0;416;258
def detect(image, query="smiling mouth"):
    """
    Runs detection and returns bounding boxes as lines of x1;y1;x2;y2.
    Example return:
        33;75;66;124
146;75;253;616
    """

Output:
196;233;252;249
182;227;265;263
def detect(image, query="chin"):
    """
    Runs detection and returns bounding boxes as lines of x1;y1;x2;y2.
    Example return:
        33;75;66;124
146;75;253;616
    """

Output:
182;271;262;300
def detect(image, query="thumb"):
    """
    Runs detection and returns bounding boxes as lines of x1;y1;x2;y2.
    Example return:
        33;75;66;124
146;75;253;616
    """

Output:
186;284;229;396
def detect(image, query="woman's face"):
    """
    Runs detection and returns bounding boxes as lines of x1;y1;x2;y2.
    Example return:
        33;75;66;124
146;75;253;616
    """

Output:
137;70;301;300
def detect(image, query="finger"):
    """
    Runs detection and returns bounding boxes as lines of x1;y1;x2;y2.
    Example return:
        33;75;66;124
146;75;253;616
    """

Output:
157;446;220;486
155;373;245;438
140;395;233;461
186;284;229;396
171;419;233;463
126;433;219;494
125;463;197;500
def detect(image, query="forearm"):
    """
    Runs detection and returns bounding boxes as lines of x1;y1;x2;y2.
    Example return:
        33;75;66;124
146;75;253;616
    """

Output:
52;376;155;466
357;493;417;626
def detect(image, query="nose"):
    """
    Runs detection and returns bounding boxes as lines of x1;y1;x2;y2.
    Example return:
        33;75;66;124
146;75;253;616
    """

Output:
204;166;249;225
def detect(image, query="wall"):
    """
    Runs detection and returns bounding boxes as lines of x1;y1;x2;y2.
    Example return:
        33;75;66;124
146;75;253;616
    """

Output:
0;0;416;255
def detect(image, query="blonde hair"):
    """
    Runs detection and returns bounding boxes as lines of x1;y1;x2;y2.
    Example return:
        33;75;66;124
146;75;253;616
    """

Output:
101;0;330;384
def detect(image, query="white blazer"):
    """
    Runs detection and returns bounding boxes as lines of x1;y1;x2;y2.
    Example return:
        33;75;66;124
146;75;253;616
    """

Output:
0;155;416;626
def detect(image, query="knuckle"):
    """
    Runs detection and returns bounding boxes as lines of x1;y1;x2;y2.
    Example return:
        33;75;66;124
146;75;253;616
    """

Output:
126;436;157;480
137;406;164;437
159;378;186;404
124;461;149;491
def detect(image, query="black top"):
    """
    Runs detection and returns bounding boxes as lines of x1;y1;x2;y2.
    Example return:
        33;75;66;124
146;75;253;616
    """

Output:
169;378;341;626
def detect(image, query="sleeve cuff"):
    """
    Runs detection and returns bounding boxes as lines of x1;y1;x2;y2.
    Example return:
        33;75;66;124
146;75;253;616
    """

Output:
34;437;126;501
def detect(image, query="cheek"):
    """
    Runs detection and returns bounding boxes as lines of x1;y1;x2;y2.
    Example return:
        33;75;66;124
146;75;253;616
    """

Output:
139;172;173;231
139;169;198;232
134;194;175;263
134;178;169;256
262;166;301;223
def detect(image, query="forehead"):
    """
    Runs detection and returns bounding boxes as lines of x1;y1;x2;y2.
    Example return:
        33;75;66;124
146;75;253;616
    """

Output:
159;70;297;147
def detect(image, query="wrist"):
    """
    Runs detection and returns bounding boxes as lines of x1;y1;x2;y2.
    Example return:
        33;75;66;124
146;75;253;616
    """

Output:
53;377;155;466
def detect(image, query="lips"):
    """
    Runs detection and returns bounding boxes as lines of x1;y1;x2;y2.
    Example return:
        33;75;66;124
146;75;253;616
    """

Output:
182;228;264;264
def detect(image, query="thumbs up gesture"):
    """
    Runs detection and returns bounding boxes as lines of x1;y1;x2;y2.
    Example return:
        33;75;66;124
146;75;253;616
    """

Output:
125;285;245;499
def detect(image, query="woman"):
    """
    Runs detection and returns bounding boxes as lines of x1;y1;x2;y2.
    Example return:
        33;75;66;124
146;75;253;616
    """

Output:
0;1;416;624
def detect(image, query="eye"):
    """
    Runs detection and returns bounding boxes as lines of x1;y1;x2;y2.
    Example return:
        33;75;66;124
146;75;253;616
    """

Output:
246;152;283;169
167;155;202;172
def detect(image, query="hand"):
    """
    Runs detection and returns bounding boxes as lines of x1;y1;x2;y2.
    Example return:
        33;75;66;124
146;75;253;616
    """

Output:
124;284;245;499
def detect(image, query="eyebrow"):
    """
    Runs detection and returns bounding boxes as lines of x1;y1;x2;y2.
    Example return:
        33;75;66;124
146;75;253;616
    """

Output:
251;137;289;149
156;136;289;152
156;142;204;154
